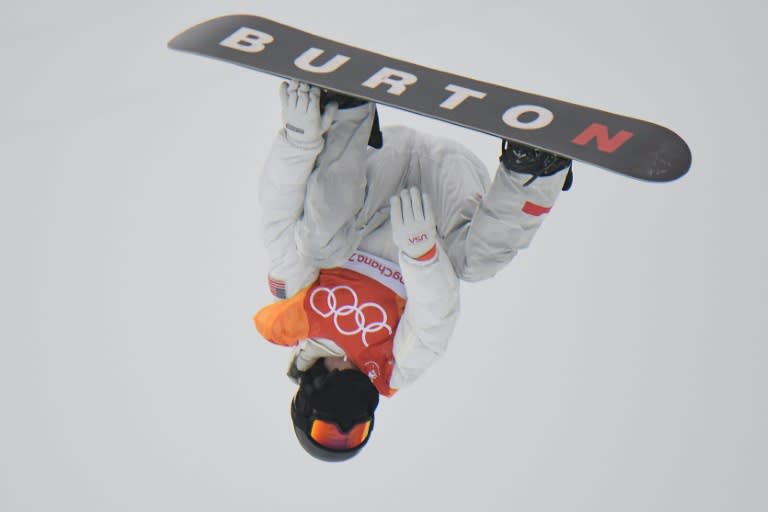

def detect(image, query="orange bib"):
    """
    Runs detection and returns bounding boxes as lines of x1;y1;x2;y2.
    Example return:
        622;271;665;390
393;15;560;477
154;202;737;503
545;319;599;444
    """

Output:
254;252;406;396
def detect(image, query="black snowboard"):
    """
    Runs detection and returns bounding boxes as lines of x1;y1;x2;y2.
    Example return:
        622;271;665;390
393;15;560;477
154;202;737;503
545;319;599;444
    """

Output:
168;15;691;182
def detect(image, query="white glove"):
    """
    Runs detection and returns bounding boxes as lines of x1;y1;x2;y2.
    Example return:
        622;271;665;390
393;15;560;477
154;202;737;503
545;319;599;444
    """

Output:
279;80;338;148
289;339;346;376
390;187;438;261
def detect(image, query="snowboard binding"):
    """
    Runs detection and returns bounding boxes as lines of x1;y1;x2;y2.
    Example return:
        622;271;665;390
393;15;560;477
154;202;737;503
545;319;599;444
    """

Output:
500;140;573;190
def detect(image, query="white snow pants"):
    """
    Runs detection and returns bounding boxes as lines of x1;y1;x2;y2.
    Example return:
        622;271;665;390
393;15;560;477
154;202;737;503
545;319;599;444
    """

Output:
295;104;567;282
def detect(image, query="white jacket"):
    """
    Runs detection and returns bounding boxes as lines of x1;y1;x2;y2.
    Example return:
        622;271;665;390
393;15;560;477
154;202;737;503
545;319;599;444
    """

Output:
258;113;460;390
258;104;567;389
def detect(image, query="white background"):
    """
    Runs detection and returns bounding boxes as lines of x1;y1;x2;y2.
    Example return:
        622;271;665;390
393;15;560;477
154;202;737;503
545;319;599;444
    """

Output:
1;1;766;511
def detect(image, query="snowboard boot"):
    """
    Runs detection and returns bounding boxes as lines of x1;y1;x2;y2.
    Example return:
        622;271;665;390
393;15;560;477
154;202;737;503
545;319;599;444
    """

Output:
320;88;383;149
499;140;573;190
320;89;369;111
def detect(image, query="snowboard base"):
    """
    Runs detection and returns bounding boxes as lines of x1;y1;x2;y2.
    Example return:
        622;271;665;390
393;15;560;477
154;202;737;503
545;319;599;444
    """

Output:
168;15;691;182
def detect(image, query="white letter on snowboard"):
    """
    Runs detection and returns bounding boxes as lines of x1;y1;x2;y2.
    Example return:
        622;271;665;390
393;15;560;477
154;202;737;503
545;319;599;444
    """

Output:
362;67;418;96
220;28;274;53
502;105;554;130
295;48;351;73
440;84;487;110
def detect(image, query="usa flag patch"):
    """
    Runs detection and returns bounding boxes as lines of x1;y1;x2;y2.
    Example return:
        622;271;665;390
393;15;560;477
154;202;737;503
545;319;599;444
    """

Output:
268;275;287;299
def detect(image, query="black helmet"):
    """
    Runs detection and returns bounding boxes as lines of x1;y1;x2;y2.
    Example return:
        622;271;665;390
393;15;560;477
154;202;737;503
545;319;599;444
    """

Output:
290;358;379;462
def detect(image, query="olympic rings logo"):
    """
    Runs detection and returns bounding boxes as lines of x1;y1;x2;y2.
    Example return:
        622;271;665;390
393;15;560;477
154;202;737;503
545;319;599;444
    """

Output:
309;286;392;347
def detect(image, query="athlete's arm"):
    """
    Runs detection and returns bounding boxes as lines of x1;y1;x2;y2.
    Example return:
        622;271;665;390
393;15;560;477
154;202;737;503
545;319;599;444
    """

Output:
259;82;330;298
388;188;461;388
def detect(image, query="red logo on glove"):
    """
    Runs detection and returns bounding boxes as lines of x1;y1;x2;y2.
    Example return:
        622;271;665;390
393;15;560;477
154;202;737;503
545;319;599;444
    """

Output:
409;233;428;244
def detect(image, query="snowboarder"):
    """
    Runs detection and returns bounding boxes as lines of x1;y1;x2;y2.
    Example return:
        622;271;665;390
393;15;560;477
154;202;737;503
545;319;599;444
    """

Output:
253;80;572;461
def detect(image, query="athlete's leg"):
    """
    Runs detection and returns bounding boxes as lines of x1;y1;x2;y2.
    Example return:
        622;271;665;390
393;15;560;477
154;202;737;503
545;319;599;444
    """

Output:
296;102;377;267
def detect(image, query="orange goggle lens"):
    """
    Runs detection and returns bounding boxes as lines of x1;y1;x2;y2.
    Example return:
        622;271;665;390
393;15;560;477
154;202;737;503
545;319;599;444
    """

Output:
309;418;372;450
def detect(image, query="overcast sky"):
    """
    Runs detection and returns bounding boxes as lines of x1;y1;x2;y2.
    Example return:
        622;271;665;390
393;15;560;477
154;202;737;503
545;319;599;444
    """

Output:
1;1;766;511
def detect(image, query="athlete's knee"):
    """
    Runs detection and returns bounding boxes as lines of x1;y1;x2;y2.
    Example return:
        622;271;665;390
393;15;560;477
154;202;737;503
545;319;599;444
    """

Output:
454;250;518;282
297;226;360;269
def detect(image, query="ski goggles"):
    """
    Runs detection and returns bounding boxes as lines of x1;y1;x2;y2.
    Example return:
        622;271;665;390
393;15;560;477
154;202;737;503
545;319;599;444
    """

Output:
307;416;373;450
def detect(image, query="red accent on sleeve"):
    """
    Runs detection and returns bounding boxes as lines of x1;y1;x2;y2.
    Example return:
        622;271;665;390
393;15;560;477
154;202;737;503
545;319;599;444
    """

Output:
522;201;552;216
415;244;438;261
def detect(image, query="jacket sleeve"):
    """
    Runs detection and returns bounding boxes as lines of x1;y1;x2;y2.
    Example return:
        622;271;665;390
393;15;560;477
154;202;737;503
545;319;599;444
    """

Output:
258;131;323;299
259;104;377;298
389;244;460;389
